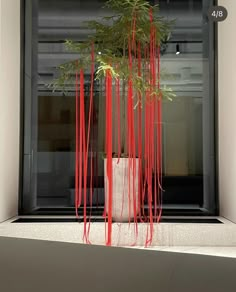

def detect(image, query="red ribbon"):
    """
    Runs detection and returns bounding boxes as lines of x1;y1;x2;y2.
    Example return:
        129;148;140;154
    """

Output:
105;69;113;246
74;8;163;247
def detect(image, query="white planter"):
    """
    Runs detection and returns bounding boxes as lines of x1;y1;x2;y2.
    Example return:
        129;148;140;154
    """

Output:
104;158;139;222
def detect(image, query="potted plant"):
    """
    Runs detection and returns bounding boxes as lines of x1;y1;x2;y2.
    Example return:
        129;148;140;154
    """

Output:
52;0;174;245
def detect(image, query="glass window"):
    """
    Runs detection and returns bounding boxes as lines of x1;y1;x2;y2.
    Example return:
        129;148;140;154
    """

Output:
21;0;217;216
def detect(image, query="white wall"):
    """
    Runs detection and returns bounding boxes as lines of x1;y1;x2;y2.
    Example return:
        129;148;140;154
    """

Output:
0;0;20;222
218;0;236;223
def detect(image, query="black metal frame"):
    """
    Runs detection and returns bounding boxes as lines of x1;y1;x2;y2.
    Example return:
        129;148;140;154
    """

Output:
18;0;25;214
19;0;219;216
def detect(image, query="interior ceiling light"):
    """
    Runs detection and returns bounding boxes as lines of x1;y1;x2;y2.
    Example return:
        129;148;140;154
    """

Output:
176;44;180;55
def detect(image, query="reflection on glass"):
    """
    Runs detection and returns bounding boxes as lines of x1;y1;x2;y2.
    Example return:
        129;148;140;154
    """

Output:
23;0;216;214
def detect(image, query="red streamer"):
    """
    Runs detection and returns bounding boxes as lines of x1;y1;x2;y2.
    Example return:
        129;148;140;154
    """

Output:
85;43;95;243
105;69;113;246
115;75;121;162
74;7;163;247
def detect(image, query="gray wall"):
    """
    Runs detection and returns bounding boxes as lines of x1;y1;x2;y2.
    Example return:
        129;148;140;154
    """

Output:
0;237;236;292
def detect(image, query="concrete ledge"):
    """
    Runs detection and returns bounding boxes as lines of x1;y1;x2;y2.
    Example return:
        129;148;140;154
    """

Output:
0;216;235;247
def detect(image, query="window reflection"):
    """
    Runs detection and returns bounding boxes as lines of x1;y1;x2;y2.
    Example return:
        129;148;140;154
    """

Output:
23;0;215;213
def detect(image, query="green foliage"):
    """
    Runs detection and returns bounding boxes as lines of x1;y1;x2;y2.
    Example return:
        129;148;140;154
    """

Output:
51;0;176;103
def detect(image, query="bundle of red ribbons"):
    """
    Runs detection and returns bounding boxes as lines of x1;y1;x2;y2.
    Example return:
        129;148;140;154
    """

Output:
75;9;162;247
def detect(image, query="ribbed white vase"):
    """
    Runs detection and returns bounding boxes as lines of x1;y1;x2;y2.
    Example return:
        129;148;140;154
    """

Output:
104;158;139;222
